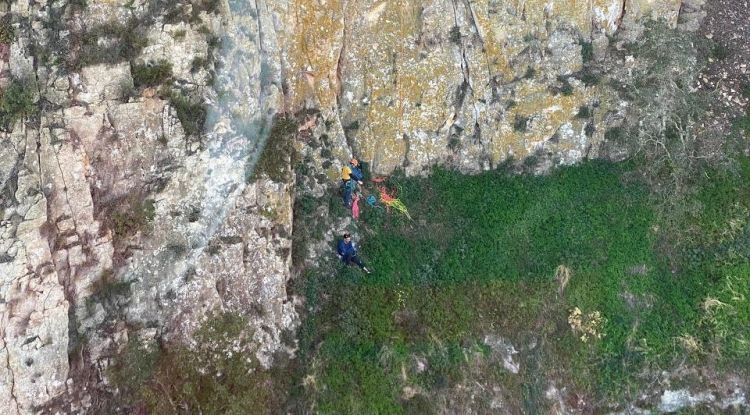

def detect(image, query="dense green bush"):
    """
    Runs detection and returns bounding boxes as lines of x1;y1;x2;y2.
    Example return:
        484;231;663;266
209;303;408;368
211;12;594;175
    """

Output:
251;117;297;182
132;60;173;88
110;313;291;415
167;91;207;136
295;156;750;412
0;79;35;130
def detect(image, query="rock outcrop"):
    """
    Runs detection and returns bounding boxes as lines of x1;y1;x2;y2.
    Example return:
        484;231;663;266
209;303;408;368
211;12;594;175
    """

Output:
0;0;294;413
277;0;682;175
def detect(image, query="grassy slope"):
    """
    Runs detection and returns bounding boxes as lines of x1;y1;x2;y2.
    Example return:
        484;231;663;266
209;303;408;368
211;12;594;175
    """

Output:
297;160;750;413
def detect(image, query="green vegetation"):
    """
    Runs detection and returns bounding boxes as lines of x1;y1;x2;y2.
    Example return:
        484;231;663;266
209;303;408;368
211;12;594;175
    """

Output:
711;42;730;60
576;105;591;118
577;68;601;86
85;270;132;314
523;66;536;79
110;313;291;414
167;91;207;136
0;19;15;44
449;25;461;44
252;117;297;182
164;0;223;25
735;83;750;135
580;39;593;63
513;115;529;132
293;157;750;412
132;60;173;88
604;126;625;143
190;56;209;73
68;0;88;11
110;197;156;238
0;79;36;130
73;19;148;68
556;76;574;96
736;112;750;136
447;135;460;151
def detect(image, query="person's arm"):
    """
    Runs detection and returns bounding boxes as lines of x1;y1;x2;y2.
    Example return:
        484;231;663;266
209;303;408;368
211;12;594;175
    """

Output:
351;167;364;182
337;240;345;257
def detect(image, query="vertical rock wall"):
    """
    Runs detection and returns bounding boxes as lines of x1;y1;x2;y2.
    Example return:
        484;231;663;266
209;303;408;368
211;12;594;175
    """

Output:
276;0;683;175
0;0;296;413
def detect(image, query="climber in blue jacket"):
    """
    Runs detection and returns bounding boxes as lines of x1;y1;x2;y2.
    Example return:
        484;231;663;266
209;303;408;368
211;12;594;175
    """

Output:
337;233;371;274
348;158;364;183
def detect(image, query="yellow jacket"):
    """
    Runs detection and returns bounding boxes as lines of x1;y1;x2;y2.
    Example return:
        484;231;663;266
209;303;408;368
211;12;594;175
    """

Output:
341;165;352;180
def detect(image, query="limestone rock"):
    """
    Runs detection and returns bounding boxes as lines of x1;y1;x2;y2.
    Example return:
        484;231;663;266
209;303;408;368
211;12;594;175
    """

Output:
75;63;133;104
139;22;209;83
0;127;23;190
8;37;33;79
0;128;70;415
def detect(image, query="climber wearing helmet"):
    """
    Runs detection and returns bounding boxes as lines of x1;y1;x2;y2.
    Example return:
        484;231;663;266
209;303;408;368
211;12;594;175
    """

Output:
341;158;364;185
340;157;364;207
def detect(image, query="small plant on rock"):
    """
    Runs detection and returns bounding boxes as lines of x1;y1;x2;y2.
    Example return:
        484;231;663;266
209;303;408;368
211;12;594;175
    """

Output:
580;39;593;63
513;115;529;132
0;79;36;130
449;25;461;44
132;60;173;88
251;117;297;182
0;21;15;44
167;90;207;136
576;106;591;118
568;307;606;343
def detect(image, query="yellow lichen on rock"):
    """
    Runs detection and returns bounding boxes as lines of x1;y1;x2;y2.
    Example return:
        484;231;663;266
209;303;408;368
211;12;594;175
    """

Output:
339;0;461;172
284;0;345;110
625;0;683;27
280;0;686;174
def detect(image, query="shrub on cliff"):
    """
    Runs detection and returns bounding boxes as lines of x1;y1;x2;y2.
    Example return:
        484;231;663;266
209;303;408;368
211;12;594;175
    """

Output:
167;90;207;137
73;19;148;68
132;60;173;88
250;117;297;182
110;313;291;414
0;78;36;130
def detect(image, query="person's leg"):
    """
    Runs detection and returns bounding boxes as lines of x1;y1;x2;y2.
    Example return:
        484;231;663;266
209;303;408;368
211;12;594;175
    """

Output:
343;186;353;207
352;255;371;273
350;255;365;268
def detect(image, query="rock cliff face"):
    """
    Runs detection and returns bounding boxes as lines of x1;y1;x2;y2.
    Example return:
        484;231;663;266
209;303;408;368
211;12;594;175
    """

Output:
277;0;688;175
0;0;706;413
0;1;295;413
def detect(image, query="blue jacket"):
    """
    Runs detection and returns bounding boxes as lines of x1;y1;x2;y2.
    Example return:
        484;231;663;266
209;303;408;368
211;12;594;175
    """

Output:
337;239;357;259
349;164;364;182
